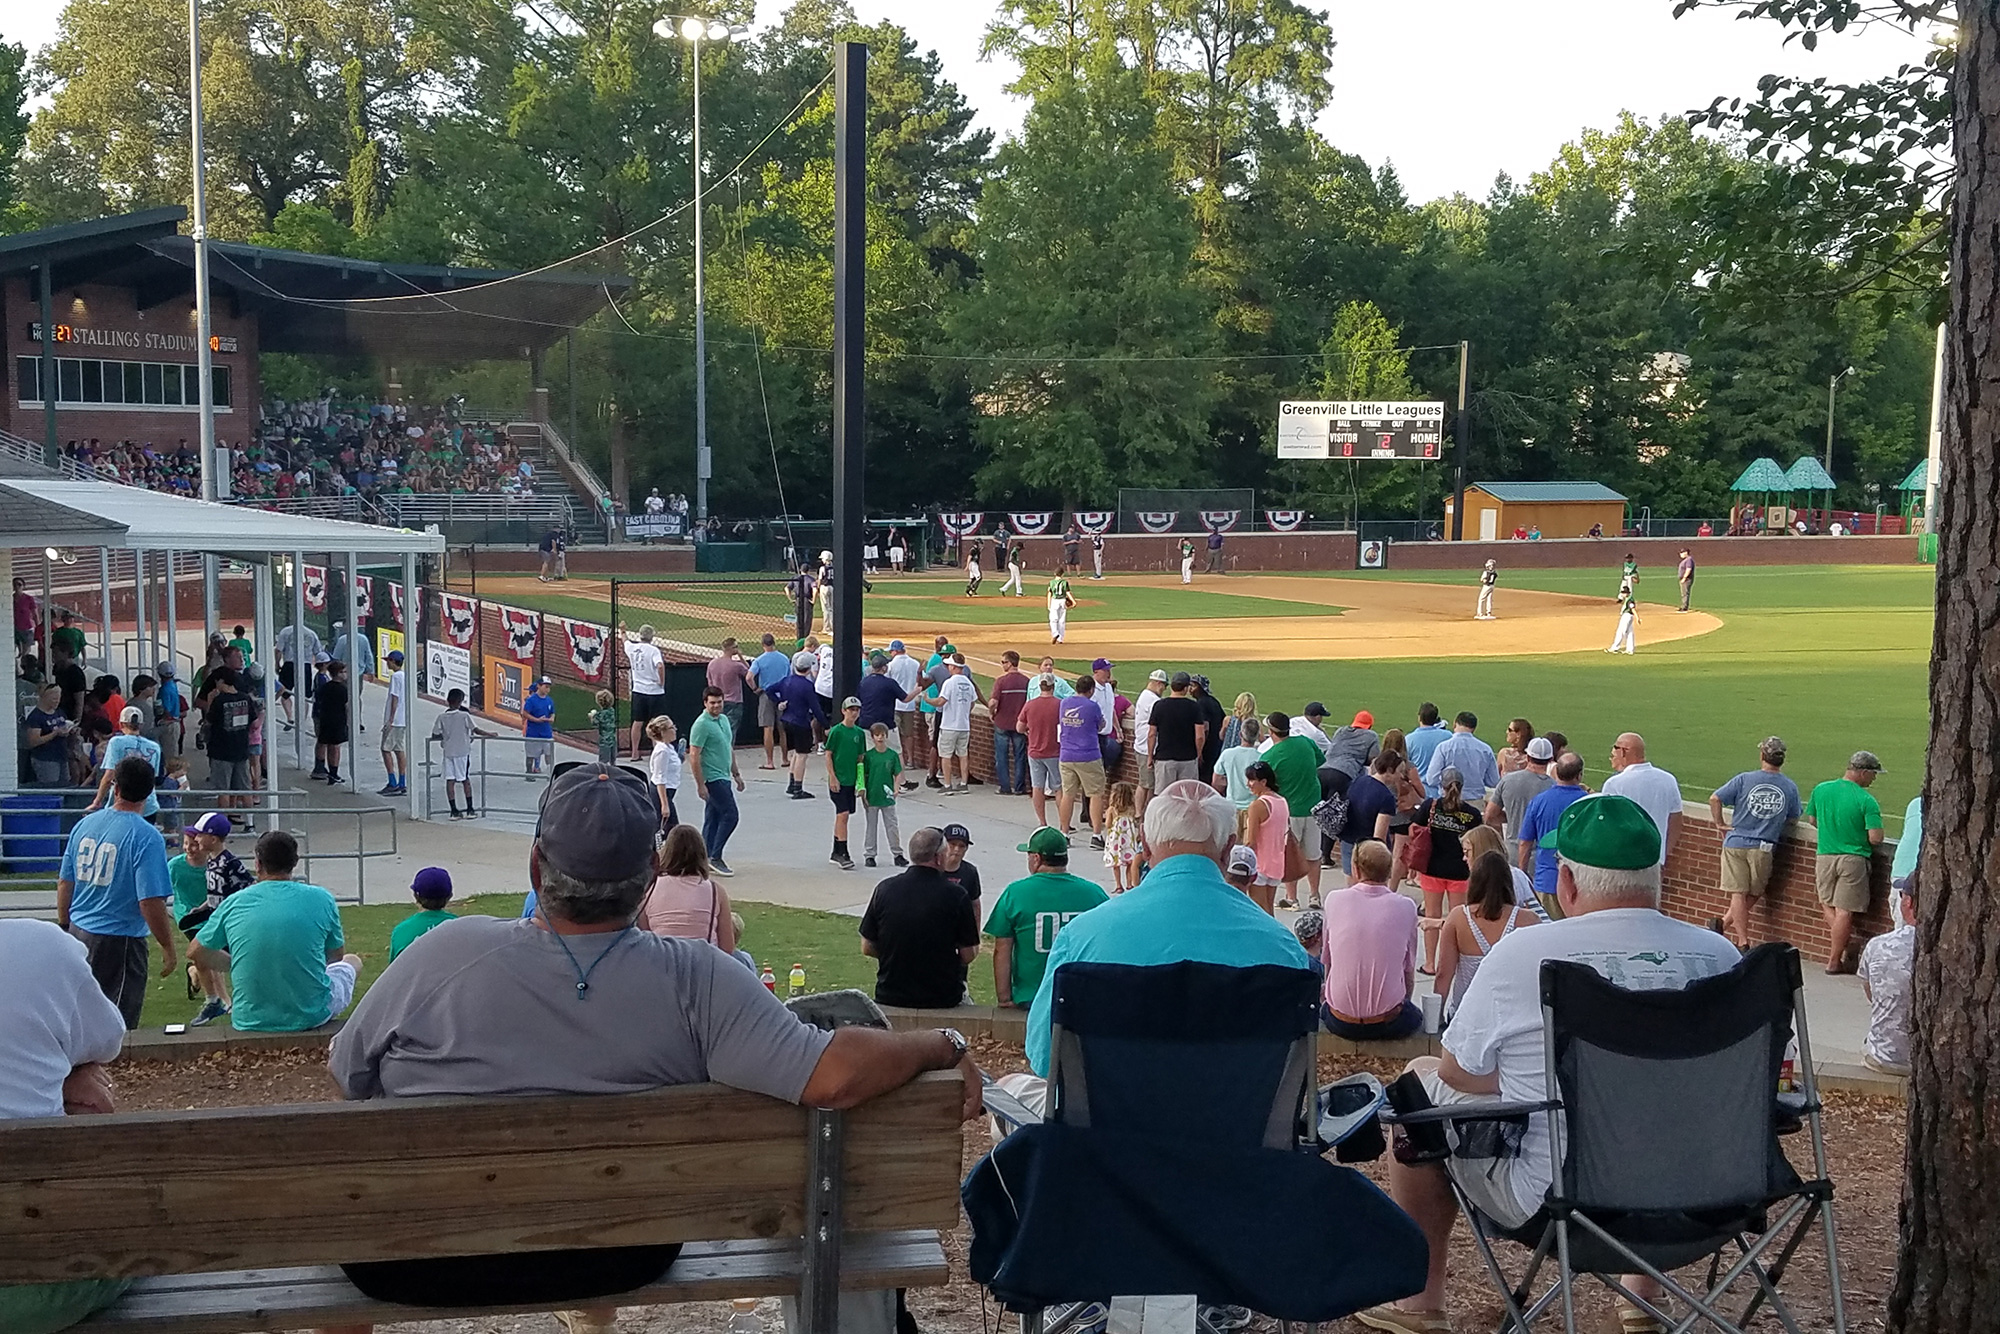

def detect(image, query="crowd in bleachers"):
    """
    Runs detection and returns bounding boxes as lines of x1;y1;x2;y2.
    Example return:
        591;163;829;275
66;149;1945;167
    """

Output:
56;397;545;506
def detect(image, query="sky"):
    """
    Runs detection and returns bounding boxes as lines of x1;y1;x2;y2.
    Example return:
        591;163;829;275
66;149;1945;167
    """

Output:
0;1;1940;203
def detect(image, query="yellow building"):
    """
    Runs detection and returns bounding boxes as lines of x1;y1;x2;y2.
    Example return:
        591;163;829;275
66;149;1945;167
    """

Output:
1442;481;1628;541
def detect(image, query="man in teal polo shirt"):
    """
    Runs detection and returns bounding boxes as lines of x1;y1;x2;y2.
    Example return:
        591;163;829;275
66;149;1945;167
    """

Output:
1022;781;1310;1077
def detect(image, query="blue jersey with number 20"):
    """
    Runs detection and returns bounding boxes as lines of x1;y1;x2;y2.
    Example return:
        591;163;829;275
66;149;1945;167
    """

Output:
60;807;171;938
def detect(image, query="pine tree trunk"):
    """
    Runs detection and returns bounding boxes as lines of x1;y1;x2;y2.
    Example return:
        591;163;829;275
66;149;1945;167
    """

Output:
1888;4;2000;1329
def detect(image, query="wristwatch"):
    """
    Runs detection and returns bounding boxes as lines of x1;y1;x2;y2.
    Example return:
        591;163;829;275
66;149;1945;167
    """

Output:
938;1027;969;1063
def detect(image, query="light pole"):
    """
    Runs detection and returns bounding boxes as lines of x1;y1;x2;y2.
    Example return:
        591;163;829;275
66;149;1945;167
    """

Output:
652;15;744;529
1824;364;1856;476
188;0;218;503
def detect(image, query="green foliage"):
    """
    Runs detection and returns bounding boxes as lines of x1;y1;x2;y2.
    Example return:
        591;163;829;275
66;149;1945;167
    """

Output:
953;72;1218;505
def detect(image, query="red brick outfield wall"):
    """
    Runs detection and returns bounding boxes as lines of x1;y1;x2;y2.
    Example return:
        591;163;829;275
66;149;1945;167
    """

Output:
1386;533;1919;572
459;530;1918;580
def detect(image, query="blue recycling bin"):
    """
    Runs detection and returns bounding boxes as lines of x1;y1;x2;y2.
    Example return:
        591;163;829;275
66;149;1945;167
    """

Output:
3;792;65;874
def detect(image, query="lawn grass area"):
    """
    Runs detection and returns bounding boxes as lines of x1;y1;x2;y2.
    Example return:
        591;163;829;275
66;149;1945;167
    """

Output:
1150;565;1933;827
860;577;1345;625
137;896;990;1030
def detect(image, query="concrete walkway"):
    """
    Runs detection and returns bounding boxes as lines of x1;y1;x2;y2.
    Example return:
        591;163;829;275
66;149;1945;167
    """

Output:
248;676;1880;1067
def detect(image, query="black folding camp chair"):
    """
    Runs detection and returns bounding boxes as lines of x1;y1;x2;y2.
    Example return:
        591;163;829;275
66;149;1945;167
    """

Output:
1386;943;1846;1334
966;960;1427;1334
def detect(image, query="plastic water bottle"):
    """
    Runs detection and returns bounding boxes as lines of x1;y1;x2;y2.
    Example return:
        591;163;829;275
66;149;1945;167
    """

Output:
729;1297;761;1334
760;965;776;993
788;963;806;997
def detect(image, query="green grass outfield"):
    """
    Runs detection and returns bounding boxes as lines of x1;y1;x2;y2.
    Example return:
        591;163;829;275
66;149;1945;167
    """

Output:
1133;564;1931;826
137;896;976;1030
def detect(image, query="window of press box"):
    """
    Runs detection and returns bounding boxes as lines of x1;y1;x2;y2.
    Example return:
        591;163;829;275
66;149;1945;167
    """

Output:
15;357;230;409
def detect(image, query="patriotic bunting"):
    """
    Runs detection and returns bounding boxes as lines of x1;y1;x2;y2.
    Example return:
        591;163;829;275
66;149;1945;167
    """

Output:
1200;510;1242;533
1006;512;1055;536
303;565;327;611
563;618;609;679
351;575;373;623
499;606;540;662
1135;511;1179;534
1265;510;1308;532
440;594;478;646
1072;512;1115;534
938;513;984;538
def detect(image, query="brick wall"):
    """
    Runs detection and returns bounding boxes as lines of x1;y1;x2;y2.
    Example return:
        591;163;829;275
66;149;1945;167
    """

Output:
1387;533;1918;571
1661;802;1895;958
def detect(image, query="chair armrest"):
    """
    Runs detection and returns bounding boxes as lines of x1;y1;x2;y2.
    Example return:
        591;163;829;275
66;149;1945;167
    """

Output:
981;1076;1042;1132
1384;1099;1558;1126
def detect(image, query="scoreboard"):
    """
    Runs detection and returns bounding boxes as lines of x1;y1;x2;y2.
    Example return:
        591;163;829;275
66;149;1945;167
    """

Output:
1276;400;1447;460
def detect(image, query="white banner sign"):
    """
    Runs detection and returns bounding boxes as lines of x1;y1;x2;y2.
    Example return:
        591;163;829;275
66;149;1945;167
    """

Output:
426;642;472;701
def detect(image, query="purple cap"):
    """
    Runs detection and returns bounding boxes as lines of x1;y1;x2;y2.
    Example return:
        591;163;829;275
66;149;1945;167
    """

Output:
1091;658;1113;671
185;811;231;839
411;866;453;900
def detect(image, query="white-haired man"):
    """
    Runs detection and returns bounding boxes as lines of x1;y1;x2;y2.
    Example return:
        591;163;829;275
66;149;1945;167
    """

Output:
1021;780;1311;1081
623;624;668;760
1357;794;1740;1334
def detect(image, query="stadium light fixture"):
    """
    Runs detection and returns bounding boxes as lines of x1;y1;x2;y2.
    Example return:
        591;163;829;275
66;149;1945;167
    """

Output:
1826;364;1858;475
649;13;742;528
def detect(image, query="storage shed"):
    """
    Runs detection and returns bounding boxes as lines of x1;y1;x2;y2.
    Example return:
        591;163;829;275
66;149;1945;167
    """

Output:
1442;481;1628;542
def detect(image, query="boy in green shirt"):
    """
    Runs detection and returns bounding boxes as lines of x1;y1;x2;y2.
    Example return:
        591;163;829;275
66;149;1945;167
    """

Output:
984;826;1109;1007
860;723;905;869
589;689;620;764
1806;751;1886;974
389;866;458;963
825;697;868;871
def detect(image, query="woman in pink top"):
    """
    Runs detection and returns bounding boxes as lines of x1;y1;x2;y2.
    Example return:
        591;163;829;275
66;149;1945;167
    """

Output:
1242;760;1288;916
1319;839;1421;1041
638;826;738;953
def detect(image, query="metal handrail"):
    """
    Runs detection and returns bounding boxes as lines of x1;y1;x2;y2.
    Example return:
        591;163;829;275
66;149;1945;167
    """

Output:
0;786;399;907
0;427;93;479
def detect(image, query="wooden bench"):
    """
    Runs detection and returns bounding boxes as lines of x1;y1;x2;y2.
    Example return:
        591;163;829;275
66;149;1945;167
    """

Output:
0;1072;964;1334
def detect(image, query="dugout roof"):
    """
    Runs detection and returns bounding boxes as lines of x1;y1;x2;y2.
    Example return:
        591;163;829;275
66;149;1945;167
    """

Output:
0;207;628;360
0;475;444;557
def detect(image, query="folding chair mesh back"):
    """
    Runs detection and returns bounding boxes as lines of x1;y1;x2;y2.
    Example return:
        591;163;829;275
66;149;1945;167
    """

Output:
1048;961;1320;1151
1546;945;1803;1228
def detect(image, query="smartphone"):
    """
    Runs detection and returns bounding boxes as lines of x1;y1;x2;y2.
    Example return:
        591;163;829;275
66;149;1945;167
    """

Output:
163;1023;187;1035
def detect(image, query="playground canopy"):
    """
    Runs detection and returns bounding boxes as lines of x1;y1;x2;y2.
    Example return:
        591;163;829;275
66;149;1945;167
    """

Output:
1729;457;1791;492
1782;457;1837;492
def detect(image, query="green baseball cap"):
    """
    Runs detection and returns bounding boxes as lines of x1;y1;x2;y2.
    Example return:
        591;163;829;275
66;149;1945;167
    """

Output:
1016;827;1070;858
1555;794;1661;870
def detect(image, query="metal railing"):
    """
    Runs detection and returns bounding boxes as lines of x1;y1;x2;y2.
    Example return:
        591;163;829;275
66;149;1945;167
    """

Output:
0;785;399;911
0;427;94;479
246;494;391;525
516;417;611;514
416;734;650;823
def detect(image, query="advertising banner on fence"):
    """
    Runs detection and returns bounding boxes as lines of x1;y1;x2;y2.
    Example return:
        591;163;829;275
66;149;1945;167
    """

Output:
488;658;526;726
426;641;472;702
375;628;404;682
624;514;688;540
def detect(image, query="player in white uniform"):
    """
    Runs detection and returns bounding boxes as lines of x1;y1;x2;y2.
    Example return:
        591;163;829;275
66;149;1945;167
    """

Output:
1608;577;1639;654
1179;537;1196;584
965;545;982;596
1047;570;1074;643
816;550;834;631
1476;559;1498;619
1003;541;1025;596
1091;531;1105;579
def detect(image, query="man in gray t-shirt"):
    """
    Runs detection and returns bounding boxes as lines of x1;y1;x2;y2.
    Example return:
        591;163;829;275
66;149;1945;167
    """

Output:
1486;738;1556;863
330;763;978;1316
1707;736;1803;948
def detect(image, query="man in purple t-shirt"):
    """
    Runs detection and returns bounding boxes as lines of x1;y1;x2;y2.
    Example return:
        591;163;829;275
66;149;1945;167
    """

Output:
1056;677;1109;851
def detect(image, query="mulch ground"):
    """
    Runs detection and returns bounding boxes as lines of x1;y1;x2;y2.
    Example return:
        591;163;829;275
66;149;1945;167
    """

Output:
112;1037;1897;1334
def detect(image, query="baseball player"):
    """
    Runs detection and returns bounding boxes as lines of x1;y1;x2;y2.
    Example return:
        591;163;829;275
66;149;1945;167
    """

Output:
1608;577;1639;654
1091;530;1106;579
1621;553;1640;589
1003;540;1025;596
1047;567;1075;643
816;550;835;631
965;543;982;596
1179;537;1196;584
1476;559;1498;619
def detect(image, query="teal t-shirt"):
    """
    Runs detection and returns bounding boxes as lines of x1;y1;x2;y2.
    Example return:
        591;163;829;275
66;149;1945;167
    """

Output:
195;880;345;1032
1213;746;1261;809
389;908;457;962
689;711;735;783
168;854;208;922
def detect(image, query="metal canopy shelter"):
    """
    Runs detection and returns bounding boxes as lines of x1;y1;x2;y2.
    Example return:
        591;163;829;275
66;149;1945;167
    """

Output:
0;471;442;817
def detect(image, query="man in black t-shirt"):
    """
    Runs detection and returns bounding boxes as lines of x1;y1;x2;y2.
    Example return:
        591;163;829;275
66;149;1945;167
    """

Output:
50;646;88;721
1145;671;1207;789
859;827;979;1008
202;669;260;819
1192;674;1227;785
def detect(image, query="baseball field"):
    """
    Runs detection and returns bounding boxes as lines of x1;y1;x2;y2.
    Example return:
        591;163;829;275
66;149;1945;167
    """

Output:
478;560;1934;827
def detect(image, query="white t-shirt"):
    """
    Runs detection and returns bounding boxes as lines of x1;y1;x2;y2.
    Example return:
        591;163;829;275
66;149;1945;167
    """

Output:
1601;763;1684;866
1293;716;1334;763
625;639;665;695
1443;908;1740;1216
938;674;978;730
887;654;921;713
1131;687;1161;757
0;919;126;1119
649;742;683;792
645;495;665;514
385;669;408;727
815;645;835;696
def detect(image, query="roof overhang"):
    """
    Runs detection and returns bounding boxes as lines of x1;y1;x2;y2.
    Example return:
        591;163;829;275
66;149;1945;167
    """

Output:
0;479;445;557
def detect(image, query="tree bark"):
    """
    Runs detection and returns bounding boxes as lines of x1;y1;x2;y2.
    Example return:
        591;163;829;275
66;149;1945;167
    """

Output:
1889;4;2000;1330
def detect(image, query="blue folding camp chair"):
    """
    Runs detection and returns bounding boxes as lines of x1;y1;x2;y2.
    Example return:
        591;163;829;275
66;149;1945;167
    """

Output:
965;960;1428;1334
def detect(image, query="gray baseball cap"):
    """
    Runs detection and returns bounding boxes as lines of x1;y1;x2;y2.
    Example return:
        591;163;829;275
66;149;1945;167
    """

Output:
536;764;660;883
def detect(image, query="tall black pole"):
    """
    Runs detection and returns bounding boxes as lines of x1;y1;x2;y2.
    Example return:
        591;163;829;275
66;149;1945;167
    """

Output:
1450;340;1470;541
830;41;868;710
